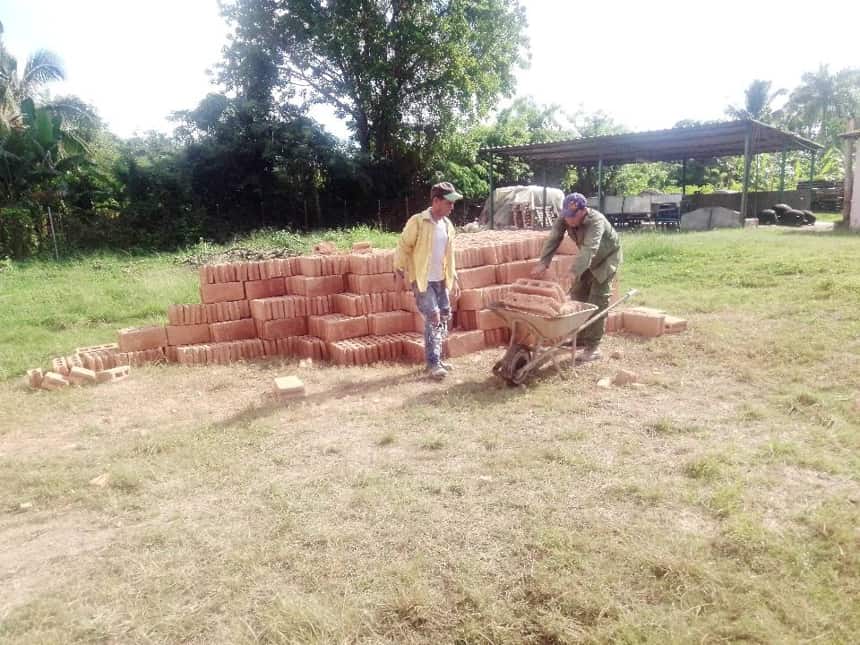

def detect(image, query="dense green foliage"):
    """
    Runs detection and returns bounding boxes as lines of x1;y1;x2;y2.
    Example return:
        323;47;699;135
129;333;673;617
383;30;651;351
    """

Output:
0;10;858;260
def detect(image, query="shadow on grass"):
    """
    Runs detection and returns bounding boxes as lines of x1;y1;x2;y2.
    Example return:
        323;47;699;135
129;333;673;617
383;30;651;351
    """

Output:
208;369;429;431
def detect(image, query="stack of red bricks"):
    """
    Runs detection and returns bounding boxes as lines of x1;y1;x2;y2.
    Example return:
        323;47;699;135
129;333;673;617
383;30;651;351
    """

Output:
25;230;691;387
145;230;577;368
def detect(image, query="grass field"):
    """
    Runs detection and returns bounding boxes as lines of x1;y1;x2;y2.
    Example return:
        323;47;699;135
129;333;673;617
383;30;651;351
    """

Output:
1;224;858;643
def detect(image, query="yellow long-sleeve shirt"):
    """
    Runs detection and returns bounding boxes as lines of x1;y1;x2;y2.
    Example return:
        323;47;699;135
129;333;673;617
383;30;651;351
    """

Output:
394;208;457;292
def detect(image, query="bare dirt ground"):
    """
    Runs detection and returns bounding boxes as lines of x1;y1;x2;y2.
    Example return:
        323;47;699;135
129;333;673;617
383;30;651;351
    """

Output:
1;325;858;643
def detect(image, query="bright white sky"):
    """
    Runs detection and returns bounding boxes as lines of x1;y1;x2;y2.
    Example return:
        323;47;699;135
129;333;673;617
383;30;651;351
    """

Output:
3;0;859;139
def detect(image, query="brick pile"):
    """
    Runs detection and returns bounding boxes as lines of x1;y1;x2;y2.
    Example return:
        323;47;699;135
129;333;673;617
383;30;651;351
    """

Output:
161;229;572;368
26;343;132;391
24;230;689;388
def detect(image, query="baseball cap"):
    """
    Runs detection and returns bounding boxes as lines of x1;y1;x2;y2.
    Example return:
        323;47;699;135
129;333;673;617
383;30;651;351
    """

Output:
431;181;463;202
561;192;588;217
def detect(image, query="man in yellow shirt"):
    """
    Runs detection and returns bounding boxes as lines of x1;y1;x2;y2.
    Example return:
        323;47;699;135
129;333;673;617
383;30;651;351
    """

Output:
395;182;462;380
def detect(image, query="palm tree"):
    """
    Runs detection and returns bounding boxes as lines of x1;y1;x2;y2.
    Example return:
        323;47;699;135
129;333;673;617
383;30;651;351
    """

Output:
726;79;786;122
0;20;67;130
785;65;860;146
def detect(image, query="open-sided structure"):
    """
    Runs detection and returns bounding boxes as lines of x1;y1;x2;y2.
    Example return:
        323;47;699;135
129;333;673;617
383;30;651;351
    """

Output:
480;119;822;227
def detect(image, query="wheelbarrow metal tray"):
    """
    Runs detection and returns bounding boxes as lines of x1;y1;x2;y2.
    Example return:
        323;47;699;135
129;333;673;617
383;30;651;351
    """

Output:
488;301;598;343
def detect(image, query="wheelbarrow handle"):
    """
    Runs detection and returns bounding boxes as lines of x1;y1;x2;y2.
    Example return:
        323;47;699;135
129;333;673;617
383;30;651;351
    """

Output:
573;288;639;335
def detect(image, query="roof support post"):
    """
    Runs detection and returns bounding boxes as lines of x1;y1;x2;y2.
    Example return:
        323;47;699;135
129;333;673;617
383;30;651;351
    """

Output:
808;150;817;210
740;122;753;219
681;158;687;199
779;145;787;201
597;158;604;212
488;153;495;230
542;164;548;229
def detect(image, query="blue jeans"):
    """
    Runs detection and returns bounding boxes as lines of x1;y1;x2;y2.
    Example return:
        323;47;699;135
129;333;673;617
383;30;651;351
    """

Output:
413;281;450;368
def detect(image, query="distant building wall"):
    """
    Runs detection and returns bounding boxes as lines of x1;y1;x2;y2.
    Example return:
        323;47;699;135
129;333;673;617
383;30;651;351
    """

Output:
688;190;810;214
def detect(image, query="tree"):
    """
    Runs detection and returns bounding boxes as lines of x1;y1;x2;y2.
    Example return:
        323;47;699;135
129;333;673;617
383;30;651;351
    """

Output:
219;0;529;179
725;79;786;122
0;20;67;130
784;65;860;147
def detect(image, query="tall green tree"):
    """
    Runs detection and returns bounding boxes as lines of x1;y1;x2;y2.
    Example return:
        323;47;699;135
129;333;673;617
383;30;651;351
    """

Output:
219;0;529;179
784;65;860;147
0;20;68;130
725;79;786;122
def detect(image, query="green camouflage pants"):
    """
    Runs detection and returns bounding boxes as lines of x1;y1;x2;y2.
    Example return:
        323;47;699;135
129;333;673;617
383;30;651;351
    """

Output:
570;269;613;347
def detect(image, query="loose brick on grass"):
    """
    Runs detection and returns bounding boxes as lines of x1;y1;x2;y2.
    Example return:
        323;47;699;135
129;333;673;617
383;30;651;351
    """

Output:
41;371;70;390
26;368;44;389
75;342;118;355
274;375;306;400
51;356;69;376
663;316;688;334
622;310;665;337
96;365;130;383
446;330;485;357
68;366;97;385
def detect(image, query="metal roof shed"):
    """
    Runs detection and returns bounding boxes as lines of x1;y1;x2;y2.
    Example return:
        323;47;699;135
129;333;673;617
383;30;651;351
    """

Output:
479;119;823;226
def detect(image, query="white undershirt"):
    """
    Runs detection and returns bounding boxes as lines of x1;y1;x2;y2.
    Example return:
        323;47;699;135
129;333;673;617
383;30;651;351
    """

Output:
427;216;448;282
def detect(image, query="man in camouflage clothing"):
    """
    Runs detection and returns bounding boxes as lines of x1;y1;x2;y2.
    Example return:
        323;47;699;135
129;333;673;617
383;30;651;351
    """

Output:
531;192;622;361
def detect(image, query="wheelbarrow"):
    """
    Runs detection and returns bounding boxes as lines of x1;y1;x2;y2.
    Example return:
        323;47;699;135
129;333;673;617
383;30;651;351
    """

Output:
490;289;639;385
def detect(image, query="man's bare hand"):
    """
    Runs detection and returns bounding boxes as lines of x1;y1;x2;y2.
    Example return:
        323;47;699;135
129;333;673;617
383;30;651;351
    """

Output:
431;310;441;325
530;262;549;279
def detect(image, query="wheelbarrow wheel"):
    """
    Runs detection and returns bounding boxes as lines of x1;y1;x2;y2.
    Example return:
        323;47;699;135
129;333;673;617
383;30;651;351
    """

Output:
494;344;532;385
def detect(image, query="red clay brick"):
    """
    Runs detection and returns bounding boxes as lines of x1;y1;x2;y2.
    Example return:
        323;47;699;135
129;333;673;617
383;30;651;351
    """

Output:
166;323;211;346
401;337;426;363
292;335;328;361
456;265;496;290
286;275;345;297
68;366;97;385
445;330;485;357
41;371;70;390
334;293;369;317
496;260;538;285
457;285;511;311
200;281;245;304
51;356;69;376
346;273;397;294
210;318;256;342
96;365;130;383
115;348;165;367
256;316;308;340
511;278;566;303
368;311;414;335
622;310;665;337
475;309;506;331
118;325;167;352
663;316;688;334
307;295;334;316
26;368;44;389
605;311;623;333
75;342;118;355
309;314;369;342
244;277;286;300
